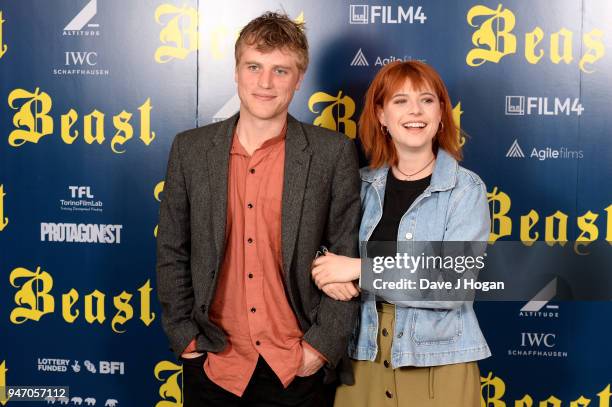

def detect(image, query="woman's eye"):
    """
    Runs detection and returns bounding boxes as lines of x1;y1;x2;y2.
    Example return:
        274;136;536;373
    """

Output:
393;99;406;104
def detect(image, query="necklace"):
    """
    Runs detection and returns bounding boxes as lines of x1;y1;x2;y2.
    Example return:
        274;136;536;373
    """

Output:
395;156;435;180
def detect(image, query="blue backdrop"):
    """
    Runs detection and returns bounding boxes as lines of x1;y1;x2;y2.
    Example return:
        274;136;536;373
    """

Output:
1;1;611;406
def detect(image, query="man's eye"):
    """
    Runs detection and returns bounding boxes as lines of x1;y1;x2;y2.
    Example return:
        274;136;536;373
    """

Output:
247;65;259;71
275;68;287;75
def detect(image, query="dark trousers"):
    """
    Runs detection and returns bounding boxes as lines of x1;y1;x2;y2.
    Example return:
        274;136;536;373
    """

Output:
182;355;335;407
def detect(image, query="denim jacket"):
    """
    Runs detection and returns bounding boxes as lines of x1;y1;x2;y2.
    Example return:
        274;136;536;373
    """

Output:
347;149;491;367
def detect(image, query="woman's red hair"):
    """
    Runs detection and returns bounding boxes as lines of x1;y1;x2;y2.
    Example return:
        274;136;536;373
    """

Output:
359;60;462;168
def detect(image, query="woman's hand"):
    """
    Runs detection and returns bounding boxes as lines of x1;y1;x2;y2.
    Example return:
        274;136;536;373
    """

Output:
320;282;359;301
311;252;361;289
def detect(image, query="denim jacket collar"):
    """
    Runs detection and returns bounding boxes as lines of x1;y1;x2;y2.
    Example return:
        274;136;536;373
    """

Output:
360;149;458;192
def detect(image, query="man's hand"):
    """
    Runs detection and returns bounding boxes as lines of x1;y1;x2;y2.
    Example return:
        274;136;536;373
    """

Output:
296;344;325;377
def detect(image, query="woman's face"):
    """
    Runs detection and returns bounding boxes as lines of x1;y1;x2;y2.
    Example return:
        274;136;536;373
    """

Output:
377;78;442;154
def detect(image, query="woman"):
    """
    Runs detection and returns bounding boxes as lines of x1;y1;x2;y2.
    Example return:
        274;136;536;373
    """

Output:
312;61;490;406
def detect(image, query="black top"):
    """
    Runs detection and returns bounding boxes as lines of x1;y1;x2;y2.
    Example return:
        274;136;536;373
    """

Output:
368;170;431;257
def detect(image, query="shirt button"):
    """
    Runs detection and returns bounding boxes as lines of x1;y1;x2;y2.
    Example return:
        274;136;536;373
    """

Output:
397;331;403;338
385;390;393;398
250;307;256;313
255;340;261;346
248;273;253;279
249;168;255;174
405;232;413;240
382;328;389;337
247;238;253;244
247;203;253;209
383;360;390;368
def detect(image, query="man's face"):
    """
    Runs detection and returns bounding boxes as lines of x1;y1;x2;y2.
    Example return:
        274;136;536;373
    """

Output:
235;44;304;122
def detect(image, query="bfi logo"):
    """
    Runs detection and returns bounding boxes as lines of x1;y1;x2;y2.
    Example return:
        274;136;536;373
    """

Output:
99;361;124;375
520;332;556;348
69;186;94;199
65;51;98;66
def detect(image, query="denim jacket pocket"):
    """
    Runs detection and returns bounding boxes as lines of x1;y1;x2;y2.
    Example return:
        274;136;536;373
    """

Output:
410;308;463;345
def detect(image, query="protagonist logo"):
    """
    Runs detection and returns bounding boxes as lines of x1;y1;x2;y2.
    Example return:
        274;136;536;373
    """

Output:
154;4;198;63
154;360;183;406
308;91;356;138
9;266;155;333
0;184;8;232
0;11;7;60
466;4;604;73
7;88;155;153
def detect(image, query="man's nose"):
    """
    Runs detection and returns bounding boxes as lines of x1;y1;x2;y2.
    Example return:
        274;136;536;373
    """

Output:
258;69;273;89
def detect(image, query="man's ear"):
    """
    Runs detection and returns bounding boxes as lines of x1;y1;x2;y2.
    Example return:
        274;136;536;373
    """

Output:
295;71;305;90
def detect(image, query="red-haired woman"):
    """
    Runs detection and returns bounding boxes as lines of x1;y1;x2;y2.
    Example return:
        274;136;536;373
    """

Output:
312;61;490;407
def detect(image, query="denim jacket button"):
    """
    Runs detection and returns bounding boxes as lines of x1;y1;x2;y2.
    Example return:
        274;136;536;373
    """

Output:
397;331;403;338
405;232;413;240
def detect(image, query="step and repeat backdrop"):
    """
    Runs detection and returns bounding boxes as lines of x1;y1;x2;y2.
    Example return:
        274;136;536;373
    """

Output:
1;0;611;406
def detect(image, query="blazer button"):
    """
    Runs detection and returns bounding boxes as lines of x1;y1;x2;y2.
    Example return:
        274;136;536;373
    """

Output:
200;304;206;313
383;360;390;368
382;328;389;337
211;271;215;279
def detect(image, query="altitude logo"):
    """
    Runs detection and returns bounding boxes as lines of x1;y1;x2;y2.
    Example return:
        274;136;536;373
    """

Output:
63;0;100;36
519;278;559;318
349;5;427;24
505;139;583;161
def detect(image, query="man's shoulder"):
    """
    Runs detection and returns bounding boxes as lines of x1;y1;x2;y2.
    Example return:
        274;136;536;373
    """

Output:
296;120;353;149
173;120;228;147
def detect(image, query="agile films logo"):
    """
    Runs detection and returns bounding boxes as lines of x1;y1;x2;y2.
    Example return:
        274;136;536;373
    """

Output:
505;139;584;161
349;4;427;24
350;48;425;67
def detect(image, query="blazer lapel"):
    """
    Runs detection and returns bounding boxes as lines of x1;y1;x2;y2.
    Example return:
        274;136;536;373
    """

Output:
206;114;237;266
281;115;312;274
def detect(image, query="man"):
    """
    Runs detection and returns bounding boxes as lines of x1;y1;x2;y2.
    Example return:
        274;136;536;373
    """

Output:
156;12;361;406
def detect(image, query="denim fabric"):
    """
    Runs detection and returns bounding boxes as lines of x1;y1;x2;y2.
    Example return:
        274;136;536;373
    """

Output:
348;149;491;367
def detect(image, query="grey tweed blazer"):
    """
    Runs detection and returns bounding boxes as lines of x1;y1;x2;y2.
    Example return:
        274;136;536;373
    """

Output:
156;113;361;372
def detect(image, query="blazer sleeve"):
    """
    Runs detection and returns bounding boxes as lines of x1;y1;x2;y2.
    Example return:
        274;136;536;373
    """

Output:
302;138;362;367
156;133;201;357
